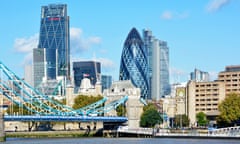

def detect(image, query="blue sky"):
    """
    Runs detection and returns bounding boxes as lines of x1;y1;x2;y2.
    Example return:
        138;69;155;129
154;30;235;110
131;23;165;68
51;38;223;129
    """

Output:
0;0;239;83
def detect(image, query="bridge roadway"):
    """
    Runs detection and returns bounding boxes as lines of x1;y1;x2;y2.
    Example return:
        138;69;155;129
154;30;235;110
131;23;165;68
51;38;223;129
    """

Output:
4;115;128;123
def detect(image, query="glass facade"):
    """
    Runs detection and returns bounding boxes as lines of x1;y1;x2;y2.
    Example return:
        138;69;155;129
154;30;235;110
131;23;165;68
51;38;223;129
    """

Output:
190;68;209;82
159;40;170;96
143;29;154;99
33;48;46;87
38;4;70;79
73;61;101;92
101;75;112;92
143;29;170;99
119;28;149;99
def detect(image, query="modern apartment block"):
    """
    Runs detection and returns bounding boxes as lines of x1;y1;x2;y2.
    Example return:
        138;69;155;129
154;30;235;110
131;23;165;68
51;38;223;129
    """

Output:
186;81;225;125
218;65;240;95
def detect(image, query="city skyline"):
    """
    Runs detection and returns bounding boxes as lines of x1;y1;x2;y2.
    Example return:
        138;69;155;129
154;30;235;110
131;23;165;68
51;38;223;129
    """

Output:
0;0;239;83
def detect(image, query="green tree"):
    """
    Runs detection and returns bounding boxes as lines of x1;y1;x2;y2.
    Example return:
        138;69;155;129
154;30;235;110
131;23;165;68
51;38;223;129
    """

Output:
196;112;208;127
6;103;31;115
116;104;126;116
140;104;162;128
217;93;240;127
143;103;157;111
72;95;103;109
174;114;190;128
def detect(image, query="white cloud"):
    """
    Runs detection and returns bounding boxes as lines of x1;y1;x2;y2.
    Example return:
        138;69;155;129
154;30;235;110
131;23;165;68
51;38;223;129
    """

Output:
13;27;102;65
70;27;101;55
161;11;189;20
170;67;189;83
14;33;38;53
97;57;115;69
206;0;231;13
161;11;173;20
22;52;33;65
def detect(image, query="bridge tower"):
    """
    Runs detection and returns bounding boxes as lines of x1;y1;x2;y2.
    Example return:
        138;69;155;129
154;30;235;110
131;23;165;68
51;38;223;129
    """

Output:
66;85;74;107
0;94;5;141
103;80;144;128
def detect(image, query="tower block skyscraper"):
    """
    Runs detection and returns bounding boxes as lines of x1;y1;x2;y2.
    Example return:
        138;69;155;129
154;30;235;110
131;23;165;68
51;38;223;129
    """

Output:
119;28;149;99
34;4;70;86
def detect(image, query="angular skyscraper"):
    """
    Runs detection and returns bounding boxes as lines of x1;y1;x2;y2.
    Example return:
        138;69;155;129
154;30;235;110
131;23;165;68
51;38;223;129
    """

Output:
159;40;170;97
119;28;149;99
143;29;170;100
38;4;70;79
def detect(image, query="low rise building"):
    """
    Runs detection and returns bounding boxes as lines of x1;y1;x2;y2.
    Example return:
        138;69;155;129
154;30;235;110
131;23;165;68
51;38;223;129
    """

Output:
186;81;225;126
218;65;240;95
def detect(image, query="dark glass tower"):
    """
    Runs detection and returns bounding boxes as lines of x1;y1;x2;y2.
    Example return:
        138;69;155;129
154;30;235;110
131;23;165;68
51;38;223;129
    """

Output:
119;28;149;99
38;4;70;79
73;61;101;92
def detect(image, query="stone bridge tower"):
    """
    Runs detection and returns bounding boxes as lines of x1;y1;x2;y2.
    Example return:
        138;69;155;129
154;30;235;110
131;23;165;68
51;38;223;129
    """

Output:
103;80;144;128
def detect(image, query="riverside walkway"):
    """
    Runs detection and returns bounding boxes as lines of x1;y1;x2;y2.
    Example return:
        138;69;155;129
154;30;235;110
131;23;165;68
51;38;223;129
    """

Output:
116;127;240;138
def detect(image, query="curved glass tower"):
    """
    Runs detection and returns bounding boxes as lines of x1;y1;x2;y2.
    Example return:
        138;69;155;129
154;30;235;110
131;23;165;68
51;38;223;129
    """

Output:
119;28;149;99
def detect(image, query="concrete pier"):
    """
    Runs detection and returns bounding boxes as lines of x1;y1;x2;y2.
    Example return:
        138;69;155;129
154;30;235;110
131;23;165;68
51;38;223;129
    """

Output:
0;114;5;142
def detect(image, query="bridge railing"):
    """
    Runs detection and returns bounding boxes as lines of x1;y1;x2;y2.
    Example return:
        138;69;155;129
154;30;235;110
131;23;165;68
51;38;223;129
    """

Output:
208;126;240;136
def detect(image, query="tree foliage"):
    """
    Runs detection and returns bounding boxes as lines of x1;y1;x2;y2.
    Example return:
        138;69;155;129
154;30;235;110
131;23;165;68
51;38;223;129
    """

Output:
116;104;126;116
6;104;31;115
174;114;190;128
217;93;240;127
140;103;162;128
72;95;103;109
196;112;208;126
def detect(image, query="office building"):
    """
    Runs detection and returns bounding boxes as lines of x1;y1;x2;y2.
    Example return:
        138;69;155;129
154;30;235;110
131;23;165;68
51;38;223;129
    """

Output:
101;75;112;92
186;81;225;125
190;68;209;82
143;29;154;99
35;4;70;85
218;65;240;95
73;61;101;92
143;29;170;100
159;40;170;96
24;64;33;87
119;28;149;99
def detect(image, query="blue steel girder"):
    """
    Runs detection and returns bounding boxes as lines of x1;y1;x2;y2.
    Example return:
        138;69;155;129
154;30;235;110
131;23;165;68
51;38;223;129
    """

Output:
0;81;73;115
73;97;107;115
0;62;76;116
4;115;128;123
0;82;44;115
0;61;130;117
87;96;128;115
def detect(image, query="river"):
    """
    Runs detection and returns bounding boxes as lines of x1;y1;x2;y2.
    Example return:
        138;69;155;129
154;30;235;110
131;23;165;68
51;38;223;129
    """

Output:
4;138;240;144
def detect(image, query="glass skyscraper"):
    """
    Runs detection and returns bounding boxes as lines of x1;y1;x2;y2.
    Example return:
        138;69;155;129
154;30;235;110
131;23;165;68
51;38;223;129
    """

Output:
159;40;170;97
119;28;149;99
38;4;70;79
73;61;101;92
101;75;112;92
143;29;170;100
190;68;209;82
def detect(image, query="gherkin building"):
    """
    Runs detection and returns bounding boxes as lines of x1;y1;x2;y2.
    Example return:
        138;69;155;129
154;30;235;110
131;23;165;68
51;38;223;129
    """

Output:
119;28;149;99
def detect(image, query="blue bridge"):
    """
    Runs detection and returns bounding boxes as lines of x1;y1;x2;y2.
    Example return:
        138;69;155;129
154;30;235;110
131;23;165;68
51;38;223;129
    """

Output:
4;115;127;123
0;61;128;123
